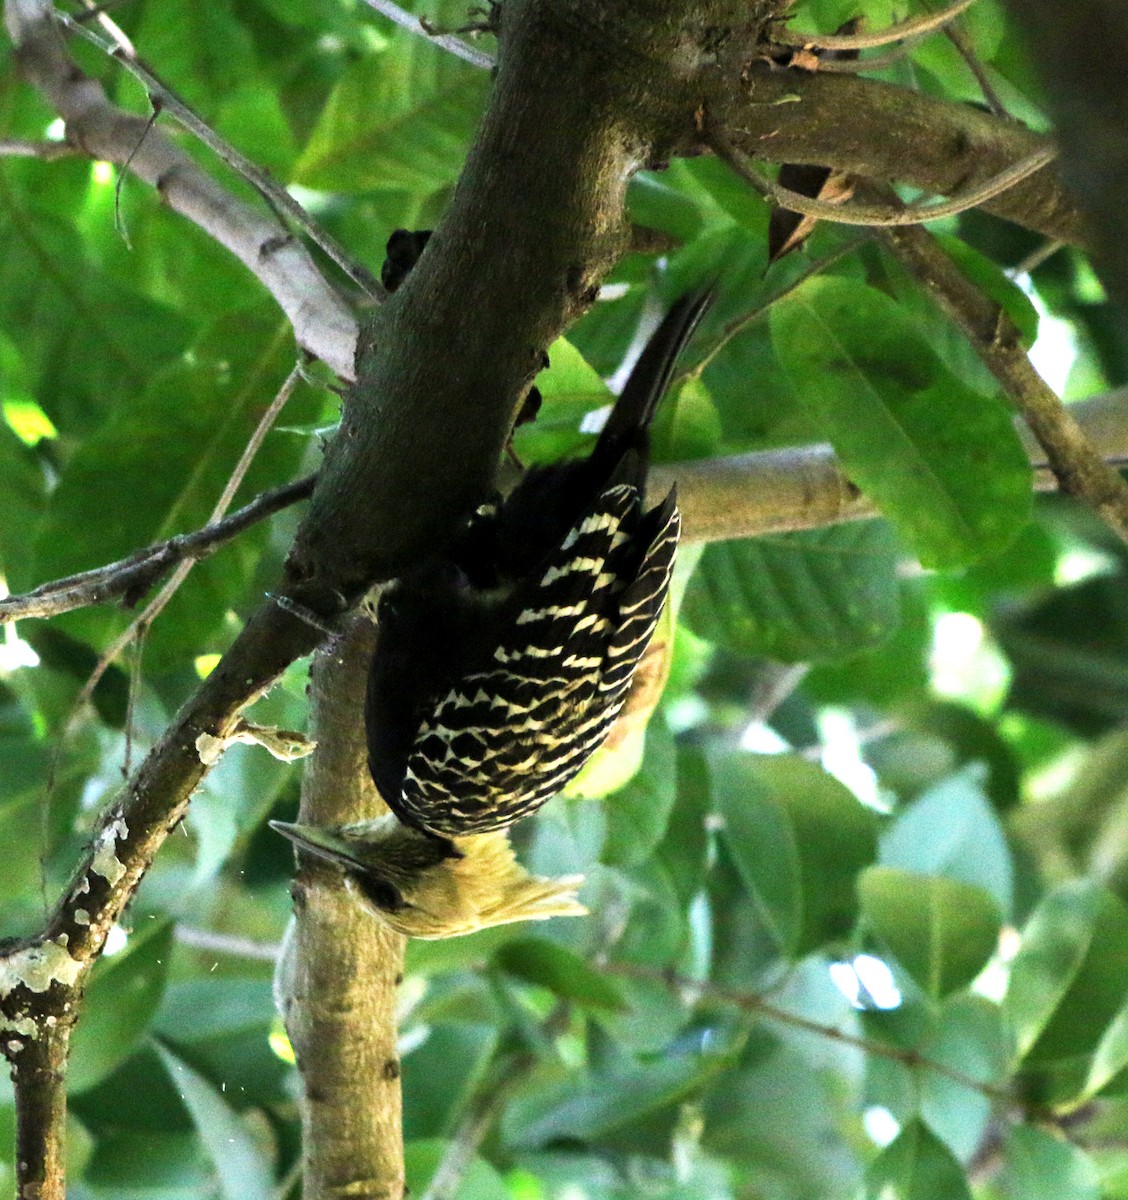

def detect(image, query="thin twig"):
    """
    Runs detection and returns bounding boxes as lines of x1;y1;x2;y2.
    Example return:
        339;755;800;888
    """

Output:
175;925;282;962
1011;239;1065;277
873;205;1128;543
361;0;495;70
76;0;135;53
67;362;307;720
0;137;75;159
59;11;382;299
776;0;978;51
809;43;922;74
943;22;1007;116
693;233;871;376
0;474;317;623
611;964;1021;1109
711;129;1056;228
7;0;358;377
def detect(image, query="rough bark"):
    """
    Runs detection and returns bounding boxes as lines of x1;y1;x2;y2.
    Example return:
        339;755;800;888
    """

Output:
277;618;406;1200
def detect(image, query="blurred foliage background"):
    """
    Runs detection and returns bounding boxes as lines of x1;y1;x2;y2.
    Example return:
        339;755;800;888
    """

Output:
3;0;1128;1197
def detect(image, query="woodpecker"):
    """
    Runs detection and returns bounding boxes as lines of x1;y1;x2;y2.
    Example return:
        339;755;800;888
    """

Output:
269;818;585;939
365;288;712;839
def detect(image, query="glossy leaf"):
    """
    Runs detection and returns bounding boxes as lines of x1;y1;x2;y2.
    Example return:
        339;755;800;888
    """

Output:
504;1051;724;1147
405;1139;509;1200
918;995;1010;1162
1005;881;1124;1060
494;938;625;1011
35;307;322;667
712;752;878;957
771;276;1032;568
1008;883;1128;1102
294;34;488;192
597;719;678;867
681;521;901;663
879;767;1014;917
858;866;1002;999
402;1023;498;1139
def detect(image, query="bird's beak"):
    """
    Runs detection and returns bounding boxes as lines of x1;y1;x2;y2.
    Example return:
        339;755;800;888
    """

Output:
269;820;362;870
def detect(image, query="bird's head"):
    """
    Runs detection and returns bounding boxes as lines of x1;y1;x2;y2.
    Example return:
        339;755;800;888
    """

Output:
270;815;586;939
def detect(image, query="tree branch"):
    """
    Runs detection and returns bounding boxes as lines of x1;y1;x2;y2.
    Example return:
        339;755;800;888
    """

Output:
1;595;325;1200
4;0;360;379
362;0;496;68
711;127;1056;227
776;0;977;50
276;616;405;1200
61;9;382;301
709;61;1085;246
873;215;1128;543
285;0;755;601
0;474;317;623
9;387;1128;626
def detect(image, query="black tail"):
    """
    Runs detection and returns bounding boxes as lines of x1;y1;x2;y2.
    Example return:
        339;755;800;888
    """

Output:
591;288;714;469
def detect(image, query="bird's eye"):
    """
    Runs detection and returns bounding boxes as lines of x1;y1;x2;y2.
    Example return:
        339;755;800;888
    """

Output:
363;878;406;911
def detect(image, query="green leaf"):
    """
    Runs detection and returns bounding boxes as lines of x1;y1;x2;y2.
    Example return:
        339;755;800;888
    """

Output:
70;919;174;1094
0;204;193;436
681;522;901;663
405;1139;510;1200
627;173;709;242
403;1023;498;1139
537;336;610;402
1007;882;1128;1102
999;1125;1100;1200
294;37;489;192
938;236;1040;347
154;1041;274;1200
650;375;722;461
80;1130;214;1196
771;276;1032;569
596;719;678;867
700;1023;861;1195
918;995;1010;1162
711;756;802;960
858;866;1002;999
712;753;878;957
1085;996;1128;1100
154;979;292;1107
0;414;45;589
0;791;50;934
504;1051;724;1146
1005;881;1122;1060
589;972;692;1055
133;0;259;114
494;938;625;1011
864;1119;972;1200
36;307;320;667
880;767;1014;917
